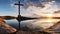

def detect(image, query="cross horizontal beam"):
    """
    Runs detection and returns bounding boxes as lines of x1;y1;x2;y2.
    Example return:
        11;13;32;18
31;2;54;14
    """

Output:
15;4;24;6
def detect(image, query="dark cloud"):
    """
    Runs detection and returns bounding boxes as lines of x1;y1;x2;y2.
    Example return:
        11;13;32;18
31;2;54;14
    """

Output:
23;0;45;9
21;0;57;9
54;10;60;13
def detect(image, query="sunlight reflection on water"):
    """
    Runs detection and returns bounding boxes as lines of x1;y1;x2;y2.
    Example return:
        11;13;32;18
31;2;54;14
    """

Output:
5;19;60;31
32;19;60;29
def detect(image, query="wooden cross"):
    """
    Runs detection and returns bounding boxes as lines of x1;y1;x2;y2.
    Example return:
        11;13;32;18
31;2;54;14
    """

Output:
15;1;24;30
15;1;24;15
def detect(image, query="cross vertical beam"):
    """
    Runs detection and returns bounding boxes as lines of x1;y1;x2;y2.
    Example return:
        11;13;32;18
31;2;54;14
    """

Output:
15;1;20;15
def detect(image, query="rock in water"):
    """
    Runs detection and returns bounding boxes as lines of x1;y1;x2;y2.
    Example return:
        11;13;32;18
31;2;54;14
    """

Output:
0;17;16;34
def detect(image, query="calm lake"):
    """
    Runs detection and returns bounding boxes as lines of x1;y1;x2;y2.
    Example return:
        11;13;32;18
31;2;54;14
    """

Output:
5;19;60;31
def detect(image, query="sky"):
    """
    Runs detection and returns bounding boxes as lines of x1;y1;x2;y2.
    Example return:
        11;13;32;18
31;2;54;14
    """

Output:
0;0;60;29
0;0;60;17
0;0;18;16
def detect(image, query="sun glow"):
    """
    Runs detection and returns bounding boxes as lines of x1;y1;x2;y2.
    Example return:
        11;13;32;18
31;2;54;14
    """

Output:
46;13;53;22
46;14;52;17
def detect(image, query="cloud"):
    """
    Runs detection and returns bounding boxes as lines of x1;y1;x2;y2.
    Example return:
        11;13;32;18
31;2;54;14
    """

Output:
22;0;60;16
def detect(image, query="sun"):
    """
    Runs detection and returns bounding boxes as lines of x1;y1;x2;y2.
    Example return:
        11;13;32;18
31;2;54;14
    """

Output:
46;14;52;17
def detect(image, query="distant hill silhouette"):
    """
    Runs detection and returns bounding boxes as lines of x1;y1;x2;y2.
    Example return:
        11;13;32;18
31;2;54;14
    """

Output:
3;16;16;20
0;16;16;20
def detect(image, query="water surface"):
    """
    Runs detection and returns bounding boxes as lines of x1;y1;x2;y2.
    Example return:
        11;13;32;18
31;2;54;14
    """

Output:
5;19;60;31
